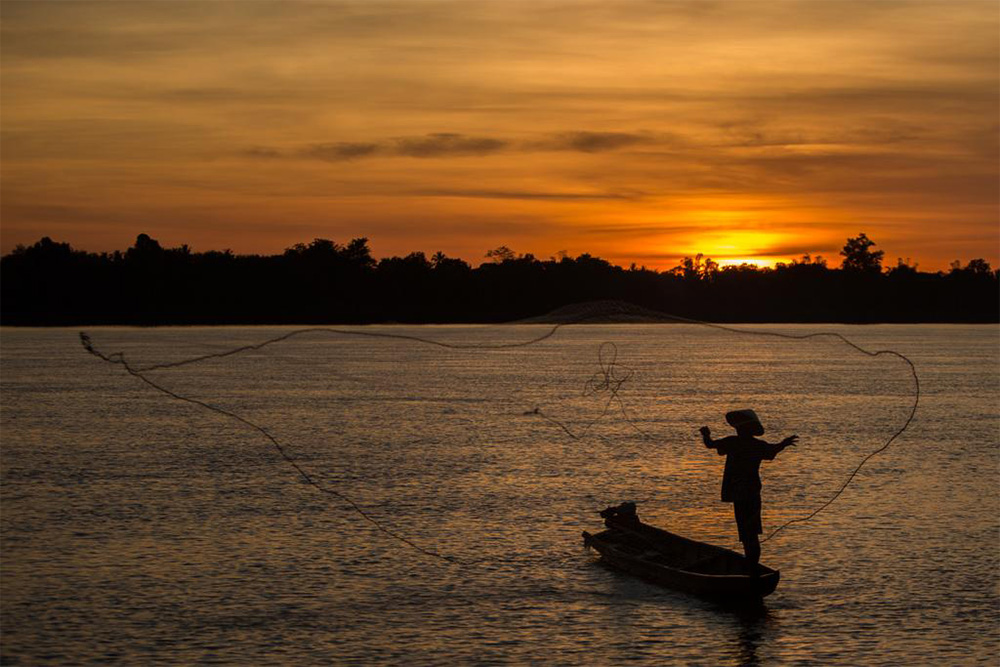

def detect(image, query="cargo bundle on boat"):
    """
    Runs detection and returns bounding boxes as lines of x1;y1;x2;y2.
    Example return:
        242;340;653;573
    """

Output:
582;503;780;602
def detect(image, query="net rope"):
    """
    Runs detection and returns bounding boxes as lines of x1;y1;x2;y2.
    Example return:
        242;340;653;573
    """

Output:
79;303;919;563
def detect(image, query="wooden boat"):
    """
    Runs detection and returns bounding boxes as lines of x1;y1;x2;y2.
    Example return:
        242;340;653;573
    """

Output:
582;503;780;602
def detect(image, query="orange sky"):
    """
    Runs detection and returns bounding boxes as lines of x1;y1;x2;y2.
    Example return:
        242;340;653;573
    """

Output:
2;0;997;270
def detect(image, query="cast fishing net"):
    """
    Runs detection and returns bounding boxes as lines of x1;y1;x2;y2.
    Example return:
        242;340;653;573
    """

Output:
80;301;918;565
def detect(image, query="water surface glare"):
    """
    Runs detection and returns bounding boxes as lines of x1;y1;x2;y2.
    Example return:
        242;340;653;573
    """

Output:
2;324;998;665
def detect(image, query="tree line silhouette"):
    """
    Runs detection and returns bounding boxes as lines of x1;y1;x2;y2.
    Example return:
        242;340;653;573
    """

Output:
1;232;996;325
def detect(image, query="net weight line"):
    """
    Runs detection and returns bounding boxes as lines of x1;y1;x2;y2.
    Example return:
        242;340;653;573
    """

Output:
79;309;919;562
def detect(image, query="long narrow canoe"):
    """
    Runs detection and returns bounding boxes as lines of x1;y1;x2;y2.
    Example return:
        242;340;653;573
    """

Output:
582;504;780;602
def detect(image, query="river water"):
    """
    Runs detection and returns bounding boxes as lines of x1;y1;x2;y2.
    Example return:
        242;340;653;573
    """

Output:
2;323;997;665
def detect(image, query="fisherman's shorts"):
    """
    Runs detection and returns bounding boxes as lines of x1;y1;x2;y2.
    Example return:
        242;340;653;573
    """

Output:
733;496;763;543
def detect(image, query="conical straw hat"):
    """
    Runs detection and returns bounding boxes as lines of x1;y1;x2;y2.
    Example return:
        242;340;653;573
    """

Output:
725;409;765;436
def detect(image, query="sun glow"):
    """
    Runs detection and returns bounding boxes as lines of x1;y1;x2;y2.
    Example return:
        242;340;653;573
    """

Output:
716;257;775;268
673;226;790;269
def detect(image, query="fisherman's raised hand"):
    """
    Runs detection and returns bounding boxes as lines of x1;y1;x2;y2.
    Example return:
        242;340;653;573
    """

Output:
781;435;799;448
699;426;711;438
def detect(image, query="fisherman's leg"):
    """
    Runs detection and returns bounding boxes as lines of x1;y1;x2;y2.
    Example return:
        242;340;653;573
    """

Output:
743;536;761;570
734;498;762;574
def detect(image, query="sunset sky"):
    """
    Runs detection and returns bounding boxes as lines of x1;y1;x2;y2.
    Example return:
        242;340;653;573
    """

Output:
2;0;997;270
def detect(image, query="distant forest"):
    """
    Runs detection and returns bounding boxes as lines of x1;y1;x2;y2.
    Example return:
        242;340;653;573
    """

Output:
2;233;997;325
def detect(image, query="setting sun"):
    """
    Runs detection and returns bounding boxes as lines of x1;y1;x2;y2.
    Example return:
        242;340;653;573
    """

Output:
672;228;794;268
716;258;778;269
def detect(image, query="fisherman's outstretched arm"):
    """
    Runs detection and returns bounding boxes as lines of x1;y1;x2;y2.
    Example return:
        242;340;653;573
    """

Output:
699;426;717;449
766;435;799;458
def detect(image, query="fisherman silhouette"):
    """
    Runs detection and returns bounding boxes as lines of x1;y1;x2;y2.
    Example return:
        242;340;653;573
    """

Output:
700;410;797;573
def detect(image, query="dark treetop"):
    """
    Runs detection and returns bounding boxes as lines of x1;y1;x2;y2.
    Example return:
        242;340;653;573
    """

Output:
2;233;997;325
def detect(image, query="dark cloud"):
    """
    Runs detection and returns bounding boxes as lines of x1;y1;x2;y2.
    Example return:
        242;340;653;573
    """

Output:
302;142;382;161
254;134;509;161
391;133;507;157
411;188;640;201
538;131;651;153
249;131;657;163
